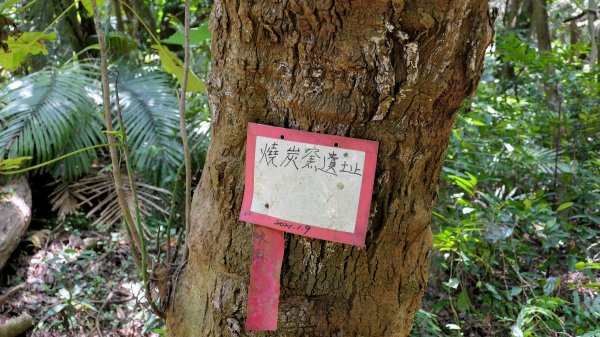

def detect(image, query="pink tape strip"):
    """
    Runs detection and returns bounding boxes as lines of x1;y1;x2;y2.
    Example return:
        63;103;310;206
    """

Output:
245;225;285;331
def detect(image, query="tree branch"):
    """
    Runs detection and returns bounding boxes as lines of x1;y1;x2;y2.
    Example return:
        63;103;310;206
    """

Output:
180;0;192;260
563;9;597;22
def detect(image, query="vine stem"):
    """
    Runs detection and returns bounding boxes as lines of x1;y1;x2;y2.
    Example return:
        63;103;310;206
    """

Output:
180;0;192;260
114;70;164;318
89;0;142;269
0;143;119;175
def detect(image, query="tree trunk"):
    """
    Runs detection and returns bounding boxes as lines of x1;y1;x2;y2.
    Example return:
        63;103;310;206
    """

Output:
588;0;598;66
113;0;125;33
532;0;560;113
504;0;532;31
167;1;493;336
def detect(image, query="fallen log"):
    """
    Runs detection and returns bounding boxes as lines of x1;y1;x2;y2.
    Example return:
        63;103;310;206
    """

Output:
0;312;34;337
0;177;32;272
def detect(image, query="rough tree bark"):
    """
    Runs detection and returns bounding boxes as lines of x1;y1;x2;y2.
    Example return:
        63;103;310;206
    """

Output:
167;1;493;336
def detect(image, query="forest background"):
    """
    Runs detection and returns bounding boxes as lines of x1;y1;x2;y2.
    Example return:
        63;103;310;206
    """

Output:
0;0;598;336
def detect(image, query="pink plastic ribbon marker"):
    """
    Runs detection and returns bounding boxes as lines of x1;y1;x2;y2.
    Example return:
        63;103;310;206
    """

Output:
245;225;285;330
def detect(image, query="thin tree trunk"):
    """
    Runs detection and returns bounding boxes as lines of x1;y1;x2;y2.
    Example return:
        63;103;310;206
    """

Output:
504;0;532;31
532;0;560;113
501;0;531;90
167;1;494;336
532;0;564;206
113;0;124;33
589;0;598;66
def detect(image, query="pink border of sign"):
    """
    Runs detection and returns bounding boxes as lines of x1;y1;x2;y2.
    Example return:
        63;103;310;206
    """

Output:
239;123;378;247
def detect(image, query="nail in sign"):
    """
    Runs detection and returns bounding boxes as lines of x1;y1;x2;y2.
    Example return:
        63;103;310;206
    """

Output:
240;123;378;330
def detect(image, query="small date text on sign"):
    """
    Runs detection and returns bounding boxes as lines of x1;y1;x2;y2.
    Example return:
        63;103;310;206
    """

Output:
240;123;378;246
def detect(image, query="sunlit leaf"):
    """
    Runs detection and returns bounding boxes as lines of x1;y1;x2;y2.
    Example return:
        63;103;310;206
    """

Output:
484;224;514;242
79;0;106;16
0;32;56;70
556;202;574;212
443;278;459;289
151;44;205;93
161;23;211;46
445;324;461;330
575;261;600;270
0;156;32;172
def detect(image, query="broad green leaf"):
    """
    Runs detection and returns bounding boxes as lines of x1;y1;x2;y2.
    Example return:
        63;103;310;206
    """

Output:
443;278;459;289
556;201;574;212
0;32;56;70
46;303;66;316
151;44;205;93
79;0;106;16
509;286;522;298
457;290;471;311
58;288;71;300
484;224;514;242
483;282;501;300
161;23;211;46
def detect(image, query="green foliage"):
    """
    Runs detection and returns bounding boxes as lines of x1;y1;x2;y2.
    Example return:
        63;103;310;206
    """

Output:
114;68;182;184
161;22;211;47
412;22;600;336
78;0;107;16
0;0;20;13
0;63;102;180
0;32;56;70
0;155;31;172
151;44;205;93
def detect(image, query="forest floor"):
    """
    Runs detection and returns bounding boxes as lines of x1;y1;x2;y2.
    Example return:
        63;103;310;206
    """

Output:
0;224;164;337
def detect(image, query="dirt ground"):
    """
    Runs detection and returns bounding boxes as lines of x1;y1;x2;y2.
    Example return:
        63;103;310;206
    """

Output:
0;225;164;337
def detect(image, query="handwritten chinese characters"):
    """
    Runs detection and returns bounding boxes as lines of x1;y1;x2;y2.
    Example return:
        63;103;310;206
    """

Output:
258;141;363;177
251;136;365;233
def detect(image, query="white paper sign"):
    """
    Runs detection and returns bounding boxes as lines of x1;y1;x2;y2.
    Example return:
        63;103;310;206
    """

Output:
250;136;365;233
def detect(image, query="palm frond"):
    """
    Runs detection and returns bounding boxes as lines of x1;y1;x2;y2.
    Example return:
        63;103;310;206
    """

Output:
113;69;182;184
70;170;170;229
515;145;571;175
51;111;104;180
0;63;102;179
48;180;85;218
